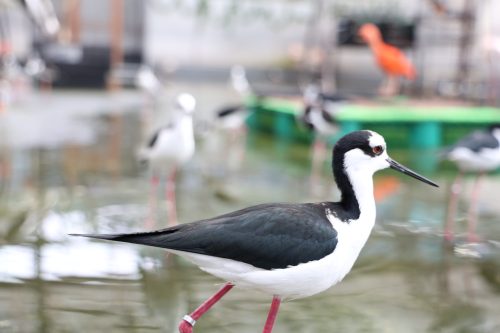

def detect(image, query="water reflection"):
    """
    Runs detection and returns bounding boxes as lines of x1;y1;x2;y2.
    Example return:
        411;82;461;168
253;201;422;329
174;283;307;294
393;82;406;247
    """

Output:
0;89;499;332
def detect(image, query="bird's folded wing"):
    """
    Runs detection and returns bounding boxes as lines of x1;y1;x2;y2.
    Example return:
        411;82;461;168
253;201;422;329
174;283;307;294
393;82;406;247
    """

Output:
72;203;338;270
453;131;499;152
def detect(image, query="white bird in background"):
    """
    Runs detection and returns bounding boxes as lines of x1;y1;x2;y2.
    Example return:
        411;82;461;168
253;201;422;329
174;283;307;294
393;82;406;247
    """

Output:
230;64;250;96
139;93;196;227
215;65;252;131
300;83;348;194
444;124;500;243
210;65;253;175
301;84;346;138
135;65;162;102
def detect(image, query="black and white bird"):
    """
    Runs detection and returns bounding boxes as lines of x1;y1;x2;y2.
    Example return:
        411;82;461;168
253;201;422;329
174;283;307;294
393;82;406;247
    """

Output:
215;104;250;132
230;64;250;96
139;93;196;227
215;65;252;131
300;84;347;139
209;66;253;175
72;130;438;333
300;84;349;193
135;65;163;105
443;124;500;243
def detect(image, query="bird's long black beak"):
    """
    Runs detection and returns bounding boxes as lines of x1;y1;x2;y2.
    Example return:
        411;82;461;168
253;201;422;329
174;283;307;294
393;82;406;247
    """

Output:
387;158;439;187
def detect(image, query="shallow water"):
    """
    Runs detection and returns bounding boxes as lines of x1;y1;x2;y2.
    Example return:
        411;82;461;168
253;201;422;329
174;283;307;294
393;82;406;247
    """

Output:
0;88;499;333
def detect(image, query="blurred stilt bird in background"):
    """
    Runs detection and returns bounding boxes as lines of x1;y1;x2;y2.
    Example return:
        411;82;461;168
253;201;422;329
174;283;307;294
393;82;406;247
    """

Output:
443;124;500;243
139;93;196;227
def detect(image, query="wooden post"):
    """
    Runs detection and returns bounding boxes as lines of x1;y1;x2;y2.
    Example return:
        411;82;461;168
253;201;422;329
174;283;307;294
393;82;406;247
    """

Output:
108;0;124;91
69;0;81;43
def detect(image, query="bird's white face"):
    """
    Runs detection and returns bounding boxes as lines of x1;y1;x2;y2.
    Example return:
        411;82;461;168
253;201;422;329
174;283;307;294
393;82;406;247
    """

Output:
338;130;438;187
343;131;389;176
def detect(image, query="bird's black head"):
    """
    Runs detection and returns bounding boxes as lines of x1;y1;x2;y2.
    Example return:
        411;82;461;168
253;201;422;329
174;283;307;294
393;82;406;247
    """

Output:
332;131;387;188
332;130;438;193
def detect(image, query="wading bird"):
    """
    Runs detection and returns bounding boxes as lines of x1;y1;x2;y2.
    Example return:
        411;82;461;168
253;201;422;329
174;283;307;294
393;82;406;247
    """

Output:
139;93;196;227
211;65;253;175
444;124;500;243
215;65;252;135
358;23;416;96
300;84;348;193
73;130;438;333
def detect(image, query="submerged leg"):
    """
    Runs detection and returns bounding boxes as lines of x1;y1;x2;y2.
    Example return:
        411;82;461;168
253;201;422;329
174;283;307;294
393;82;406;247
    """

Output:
262;296;282;333
444;171;463;243
179;283;234;333
166;168;178;226
466;172;484;243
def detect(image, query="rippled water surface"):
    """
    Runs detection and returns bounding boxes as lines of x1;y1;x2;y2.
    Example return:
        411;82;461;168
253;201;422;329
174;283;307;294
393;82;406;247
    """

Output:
0;87;499;333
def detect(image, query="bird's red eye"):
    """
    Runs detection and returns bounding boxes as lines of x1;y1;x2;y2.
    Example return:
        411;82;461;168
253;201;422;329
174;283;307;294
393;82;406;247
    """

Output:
372;145;383;155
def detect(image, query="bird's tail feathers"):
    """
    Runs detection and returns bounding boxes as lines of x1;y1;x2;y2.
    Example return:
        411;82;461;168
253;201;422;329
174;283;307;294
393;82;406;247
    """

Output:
70;227;179;249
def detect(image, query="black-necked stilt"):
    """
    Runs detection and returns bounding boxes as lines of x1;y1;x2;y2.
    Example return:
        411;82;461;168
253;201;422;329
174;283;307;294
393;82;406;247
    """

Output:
300;84;348;193
135;65;162;99
230;64;250;96
215;65;252;132
211;66;253;175
72;130;438;333
139;93;196;227
215;104;250;132
444;124;500;243
300;84;348;139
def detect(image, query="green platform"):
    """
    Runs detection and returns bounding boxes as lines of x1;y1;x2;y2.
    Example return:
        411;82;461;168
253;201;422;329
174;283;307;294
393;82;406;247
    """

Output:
246;96;500;149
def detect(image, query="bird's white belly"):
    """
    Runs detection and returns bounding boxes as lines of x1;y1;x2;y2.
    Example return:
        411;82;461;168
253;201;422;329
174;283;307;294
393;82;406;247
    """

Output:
310;112;338;137
168;220;373;299
150;138;194;170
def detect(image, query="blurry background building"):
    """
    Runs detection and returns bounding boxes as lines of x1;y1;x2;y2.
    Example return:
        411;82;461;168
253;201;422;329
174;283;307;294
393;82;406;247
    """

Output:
0;0;499;103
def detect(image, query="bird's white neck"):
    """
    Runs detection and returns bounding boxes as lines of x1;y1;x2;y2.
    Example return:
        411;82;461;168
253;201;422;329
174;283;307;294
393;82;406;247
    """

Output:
346;167;376;224
176;114;193;134
341;149;379;225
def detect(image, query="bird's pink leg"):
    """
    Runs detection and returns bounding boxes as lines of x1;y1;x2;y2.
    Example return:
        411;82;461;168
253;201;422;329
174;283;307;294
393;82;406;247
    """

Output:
178;283;234;333
379;75;400;96
466;172;485;243
146;174;160;229
262;296;281;333
445;171;463;243
166;168;178;226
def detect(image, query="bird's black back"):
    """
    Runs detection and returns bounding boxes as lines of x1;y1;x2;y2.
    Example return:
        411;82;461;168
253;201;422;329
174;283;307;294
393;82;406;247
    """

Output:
217;105;244;118
450;129;499;153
